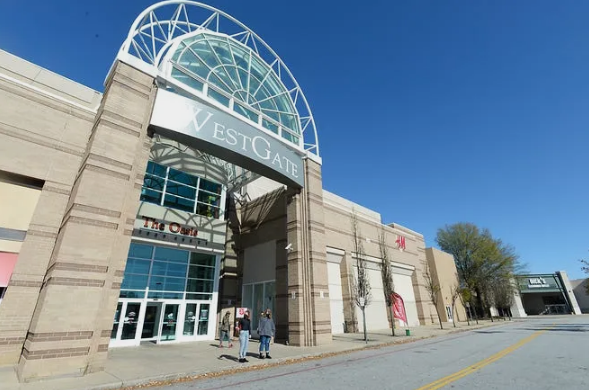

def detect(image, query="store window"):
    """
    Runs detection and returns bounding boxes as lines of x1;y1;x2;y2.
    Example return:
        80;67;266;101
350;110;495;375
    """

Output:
120;243;217;300
141;161;224;219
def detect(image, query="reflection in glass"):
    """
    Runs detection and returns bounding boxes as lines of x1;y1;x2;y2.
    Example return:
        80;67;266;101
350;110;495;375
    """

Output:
161;304;179;341
111;302;122;339
142;303;161;339
121;303;141;340
184;304;197;336
198;304;210;335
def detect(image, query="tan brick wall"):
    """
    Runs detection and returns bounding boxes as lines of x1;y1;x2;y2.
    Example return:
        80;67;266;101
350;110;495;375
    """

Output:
425;247;467;323
14;61;156;381
0;67;96;366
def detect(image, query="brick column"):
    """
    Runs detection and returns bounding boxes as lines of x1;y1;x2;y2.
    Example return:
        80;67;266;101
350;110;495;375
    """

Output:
16;61;156;381
286;158;331;346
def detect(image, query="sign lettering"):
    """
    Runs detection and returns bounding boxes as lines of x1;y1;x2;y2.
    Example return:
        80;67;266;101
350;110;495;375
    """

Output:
142;216;198;237
150;89;304;187
395;235;406;251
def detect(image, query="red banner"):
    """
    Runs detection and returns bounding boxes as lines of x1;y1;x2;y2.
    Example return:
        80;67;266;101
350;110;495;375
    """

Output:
392;293;408;324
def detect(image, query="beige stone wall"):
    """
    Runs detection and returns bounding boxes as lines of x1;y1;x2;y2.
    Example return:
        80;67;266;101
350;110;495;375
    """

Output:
321;192;430;326
425;247;467;323
0;58;157;381
0;55;99;367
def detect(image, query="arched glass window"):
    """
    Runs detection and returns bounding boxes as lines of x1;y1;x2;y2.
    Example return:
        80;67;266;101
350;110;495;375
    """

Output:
168;32;300;146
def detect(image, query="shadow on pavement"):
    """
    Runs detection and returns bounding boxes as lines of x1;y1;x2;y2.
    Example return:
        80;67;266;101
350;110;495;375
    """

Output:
522;326;589;332
473;330;504;334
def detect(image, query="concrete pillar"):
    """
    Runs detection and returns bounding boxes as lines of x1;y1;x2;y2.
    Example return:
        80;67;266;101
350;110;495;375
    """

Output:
286;158;331;346
16;62;156;381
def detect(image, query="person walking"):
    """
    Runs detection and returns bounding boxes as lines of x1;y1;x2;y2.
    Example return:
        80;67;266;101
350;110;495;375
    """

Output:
257;309;275;359
218;311;233;348
237;310;251;363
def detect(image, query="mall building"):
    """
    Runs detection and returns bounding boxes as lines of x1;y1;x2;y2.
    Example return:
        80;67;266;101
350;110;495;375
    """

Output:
509;272;582;317
0;2;462;382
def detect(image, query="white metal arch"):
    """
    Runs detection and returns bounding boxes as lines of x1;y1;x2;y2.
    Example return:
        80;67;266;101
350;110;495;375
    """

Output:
115;0;320;158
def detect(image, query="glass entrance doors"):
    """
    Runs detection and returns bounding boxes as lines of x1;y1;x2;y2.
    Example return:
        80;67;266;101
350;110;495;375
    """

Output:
110;299;211;347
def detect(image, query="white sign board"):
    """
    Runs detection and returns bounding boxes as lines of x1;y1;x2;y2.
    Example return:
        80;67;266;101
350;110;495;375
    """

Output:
236;307;248;318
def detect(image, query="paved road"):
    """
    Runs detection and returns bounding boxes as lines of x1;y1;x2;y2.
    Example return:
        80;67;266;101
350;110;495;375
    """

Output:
153;316;589;390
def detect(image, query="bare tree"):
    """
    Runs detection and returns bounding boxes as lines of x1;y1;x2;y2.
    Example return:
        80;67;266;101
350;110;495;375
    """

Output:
423;260;443;330
450;281;461;328
378;225;395;336
351;211;371;343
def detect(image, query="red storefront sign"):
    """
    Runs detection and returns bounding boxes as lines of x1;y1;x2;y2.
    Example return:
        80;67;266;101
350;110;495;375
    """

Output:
141;216;198;237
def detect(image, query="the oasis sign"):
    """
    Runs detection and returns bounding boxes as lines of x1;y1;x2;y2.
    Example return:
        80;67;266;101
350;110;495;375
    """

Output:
150;89;304;187
141;216;198;237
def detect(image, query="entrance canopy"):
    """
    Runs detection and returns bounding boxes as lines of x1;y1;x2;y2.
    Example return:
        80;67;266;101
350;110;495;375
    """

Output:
113;1;320;188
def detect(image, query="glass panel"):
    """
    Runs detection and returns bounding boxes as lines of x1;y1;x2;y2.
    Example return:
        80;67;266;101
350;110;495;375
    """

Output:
188;265;215;280
148;291;183;299
196;203;220;219
262;118;279;134
171;67;204;91
197;304;210;336
146;161;167;177
199;179;222;194
190;253;216;267
149;276;186;292
154;247;189;263
242;284;253;311
119;290;145;299
186;279;213;293
183;303;197;336
198;191;221;207
142;303;161;339
128;243;154;259
163;194;195;212
143;175;165;191
161;304;179;341
186;293;212;300
111;302;122;339
252;284;264;331
151;261;188;278
207;87;230;106
264;281;275;319
168;168;198;187
121;274;148;290
121;303;141;340
124;259;151;275
140;189;162;205
165;181;197;199
234;102;259;122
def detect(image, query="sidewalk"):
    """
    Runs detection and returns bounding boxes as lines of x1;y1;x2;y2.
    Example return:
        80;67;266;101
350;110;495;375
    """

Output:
0;320;507;390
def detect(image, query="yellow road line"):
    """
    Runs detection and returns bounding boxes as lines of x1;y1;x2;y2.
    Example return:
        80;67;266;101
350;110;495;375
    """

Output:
414;328;550;390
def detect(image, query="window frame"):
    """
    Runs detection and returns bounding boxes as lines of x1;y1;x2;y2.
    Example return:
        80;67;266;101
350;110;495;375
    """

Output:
140;162;226;219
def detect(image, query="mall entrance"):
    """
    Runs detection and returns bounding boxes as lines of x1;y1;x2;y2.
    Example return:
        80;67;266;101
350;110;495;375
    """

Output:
110;299;211;347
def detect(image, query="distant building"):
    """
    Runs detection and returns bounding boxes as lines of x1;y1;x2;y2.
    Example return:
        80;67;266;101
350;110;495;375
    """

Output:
511;272;582;317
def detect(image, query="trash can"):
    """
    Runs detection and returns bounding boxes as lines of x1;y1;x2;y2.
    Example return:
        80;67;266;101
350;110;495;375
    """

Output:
405;329;411;336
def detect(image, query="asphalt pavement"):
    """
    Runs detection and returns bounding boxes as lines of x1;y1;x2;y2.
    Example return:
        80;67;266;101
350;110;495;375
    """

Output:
151;316;589;390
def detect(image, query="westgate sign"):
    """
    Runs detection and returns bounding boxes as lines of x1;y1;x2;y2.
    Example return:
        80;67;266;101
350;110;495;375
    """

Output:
150;89;305;187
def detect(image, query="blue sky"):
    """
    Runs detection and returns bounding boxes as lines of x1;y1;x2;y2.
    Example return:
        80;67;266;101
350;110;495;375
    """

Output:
1;1;587;278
